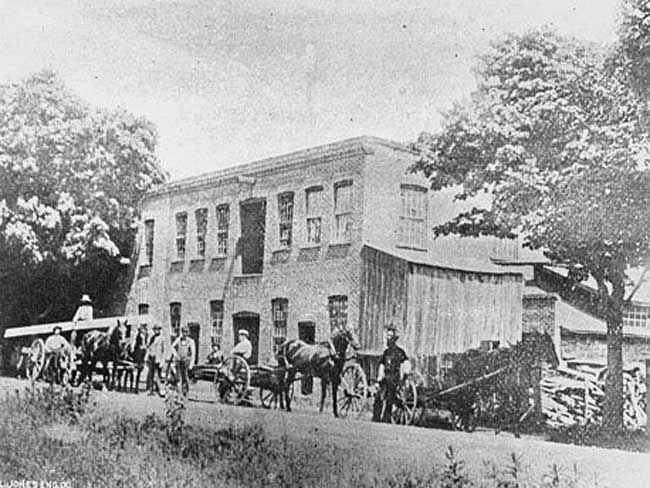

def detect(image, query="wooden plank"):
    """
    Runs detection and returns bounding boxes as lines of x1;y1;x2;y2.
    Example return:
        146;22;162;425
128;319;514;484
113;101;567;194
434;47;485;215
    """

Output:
4;315;152;339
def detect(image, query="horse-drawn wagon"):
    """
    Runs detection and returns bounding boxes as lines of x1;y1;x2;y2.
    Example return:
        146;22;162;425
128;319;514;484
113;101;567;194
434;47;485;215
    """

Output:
5;315;150;388
372;333;559;433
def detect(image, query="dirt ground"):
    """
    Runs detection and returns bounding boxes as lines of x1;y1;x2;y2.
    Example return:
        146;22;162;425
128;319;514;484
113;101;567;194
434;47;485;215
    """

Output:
2;376;649;487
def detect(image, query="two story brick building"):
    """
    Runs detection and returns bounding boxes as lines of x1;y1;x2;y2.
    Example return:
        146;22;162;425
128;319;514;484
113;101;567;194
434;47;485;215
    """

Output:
126;137;524;373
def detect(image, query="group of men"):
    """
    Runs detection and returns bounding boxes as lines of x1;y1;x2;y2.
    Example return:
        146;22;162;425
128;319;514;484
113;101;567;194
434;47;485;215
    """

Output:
35;295;410;419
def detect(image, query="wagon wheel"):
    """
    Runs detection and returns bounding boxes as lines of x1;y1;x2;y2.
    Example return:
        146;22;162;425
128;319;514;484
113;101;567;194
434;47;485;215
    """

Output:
337;362;368;419
390;377;418;425
260;381;294;409
26;339;45;382
56;348;74;386
215;355;250;405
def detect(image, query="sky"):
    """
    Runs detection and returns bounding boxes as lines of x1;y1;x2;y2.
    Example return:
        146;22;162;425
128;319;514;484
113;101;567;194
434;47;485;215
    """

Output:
0;0;621;179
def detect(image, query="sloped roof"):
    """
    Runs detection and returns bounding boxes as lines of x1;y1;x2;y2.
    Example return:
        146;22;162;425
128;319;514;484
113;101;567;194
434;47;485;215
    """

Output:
364;244;523;275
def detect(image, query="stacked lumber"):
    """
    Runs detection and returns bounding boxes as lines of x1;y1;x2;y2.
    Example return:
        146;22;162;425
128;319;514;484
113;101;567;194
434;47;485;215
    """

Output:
541;362;647;430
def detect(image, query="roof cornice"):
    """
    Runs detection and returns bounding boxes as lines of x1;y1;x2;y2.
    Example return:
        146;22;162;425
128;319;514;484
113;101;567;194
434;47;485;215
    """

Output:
143;136;414;201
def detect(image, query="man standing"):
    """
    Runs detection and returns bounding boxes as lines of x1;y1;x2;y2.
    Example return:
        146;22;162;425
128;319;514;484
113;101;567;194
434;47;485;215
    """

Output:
372;326;409;423
145;323;166;395
132;323;148;393
172;325;196;396
70;294;93;346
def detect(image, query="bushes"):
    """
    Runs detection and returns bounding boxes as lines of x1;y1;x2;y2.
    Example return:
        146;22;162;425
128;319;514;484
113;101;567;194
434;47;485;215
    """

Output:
0;384;592;487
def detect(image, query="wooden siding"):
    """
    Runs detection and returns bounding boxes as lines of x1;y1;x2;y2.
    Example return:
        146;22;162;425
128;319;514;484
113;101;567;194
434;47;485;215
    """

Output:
359;247;409;352
405;264;523;357
359;247;523;380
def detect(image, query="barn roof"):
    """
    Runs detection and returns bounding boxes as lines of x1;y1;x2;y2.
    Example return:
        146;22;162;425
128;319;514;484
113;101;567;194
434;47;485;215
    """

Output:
364;244;523;276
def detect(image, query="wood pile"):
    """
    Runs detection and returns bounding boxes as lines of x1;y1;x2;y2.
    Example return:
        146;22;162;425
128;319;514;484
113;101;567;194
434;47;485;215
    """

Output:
541;362;647;430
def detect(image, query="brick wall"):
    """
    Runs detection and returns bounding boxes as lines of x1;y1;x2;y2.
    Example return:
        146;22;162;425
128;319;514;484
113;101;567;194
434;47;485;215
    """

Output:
127;143;369;364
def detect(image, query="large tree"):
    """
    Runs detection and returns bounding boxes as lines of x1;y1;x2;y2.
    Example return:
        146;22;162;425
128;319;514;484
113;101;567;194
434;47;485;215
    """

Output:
0;71;167;339
413;28;650;430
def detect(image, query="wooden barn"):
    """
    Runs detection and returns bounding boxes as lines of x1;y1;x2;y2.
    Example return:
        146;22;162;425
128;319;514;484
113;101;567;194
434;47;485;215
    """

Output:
358;246;524;378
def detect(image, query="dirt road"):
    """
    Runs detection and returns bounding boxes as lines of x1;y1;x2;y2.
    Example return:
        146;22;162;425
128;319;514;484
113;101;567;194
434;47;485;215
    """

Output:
2;377;649;487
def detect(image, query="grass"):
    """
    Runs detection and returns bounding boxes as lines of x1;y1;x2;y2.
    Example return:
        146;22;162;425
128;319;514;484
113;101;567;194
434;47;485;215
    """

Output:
0;384;598;487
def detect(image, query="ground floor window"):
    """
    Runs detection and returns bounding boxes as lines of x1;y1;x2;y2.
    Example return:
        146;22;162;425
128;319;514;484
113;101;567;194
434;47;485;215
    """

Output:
272;298;288;355
328;295;348;332
170;302;181;337
210;300;224;346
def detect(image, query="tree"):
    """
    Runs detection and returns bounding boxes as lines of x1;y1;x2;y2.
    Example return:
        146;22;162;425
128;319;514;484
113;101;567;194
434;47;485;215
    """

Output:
412;29;650;430
0;71;167;341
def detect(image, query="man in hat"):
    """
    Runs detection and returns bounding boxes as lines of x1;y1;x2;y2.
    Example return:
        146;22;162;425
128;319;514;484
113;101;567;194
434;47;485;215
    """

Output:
145;323;166;395
372;326;410;423
230;329;252;361
172;324;196;396
70;294;94;347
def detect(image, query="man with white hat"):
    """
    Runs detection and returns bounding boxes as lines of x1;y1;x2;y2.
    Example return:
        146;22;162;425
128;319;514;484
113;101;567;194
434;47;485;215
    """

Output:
230;329;252;361
145;322;166;395
71;294;94;347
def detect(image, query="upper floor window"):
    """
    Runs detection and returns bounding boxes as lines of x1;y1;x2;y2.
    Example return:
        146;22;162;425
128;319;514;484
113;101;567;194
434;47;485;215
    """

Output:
175;212;188;260
328;295;348;332
144;219;154;266
272;298;288;355
216;204;230;256
623;305;649;328
334;181;353;243
305;186;323;245
399;185;427;249
210;300;224;346
278;192;294;248
170;302;181;337
195;208;208;257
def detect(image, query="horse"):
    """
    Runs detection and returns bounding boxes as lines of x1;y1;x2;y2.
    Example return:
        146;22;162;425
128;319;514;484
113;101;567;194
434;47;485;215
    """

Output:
278;326;360;418
114;342;140;393
78;320;128;389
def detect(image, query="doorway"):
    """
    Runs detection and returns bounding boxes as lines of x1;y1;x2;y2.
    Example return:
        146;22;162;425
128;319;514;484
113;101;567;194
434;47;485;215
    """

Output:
232;312;260;365
188;322;200;365
298;321;316;394
239;199;266;275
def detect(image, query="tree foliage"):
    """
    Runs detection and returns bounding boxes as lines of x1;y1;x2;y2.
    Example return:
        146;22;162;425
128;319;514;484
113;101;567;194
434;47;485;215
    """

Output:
0;71;167;331
413;29;650;430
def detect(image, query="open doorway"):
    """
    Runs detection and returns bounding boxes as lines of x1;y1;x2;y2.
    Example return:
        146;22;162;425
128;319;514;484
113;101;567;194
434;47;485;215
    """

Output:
239;199;266;275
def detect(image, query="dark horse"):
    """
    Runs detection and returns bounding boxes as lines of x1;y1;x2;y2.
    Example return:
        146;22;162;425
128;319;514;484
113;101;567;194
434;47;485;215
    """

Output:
279;326;360;418
78;320;127;389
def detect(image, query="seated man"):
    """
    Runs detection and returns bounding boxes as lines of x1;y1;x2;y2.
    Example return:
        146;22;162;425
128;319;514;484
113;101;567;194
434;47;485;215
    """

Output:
230;329;252;362
206;342;224;365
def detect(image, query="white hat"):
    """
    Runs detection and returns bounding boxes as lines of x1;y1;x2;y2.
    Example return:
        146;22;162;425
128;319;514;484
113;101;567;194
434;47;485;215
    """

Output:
80;294;92;304
238;329;249;337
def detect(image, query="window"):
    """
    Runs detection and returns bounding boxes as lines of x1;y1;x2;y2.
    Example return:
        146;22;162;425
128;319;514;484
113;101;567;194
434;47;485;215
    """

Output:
195;208;208;257
210;300;224;346
305;186;323;245
144;220;154;265
399;185;427;249
623;305;649;328
138;303;149;329
328;295;348;332
278;192;294;248
334;181;353;242
170;302;181;337
272;298;288;355
216;204;230;256
175;212;188;260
